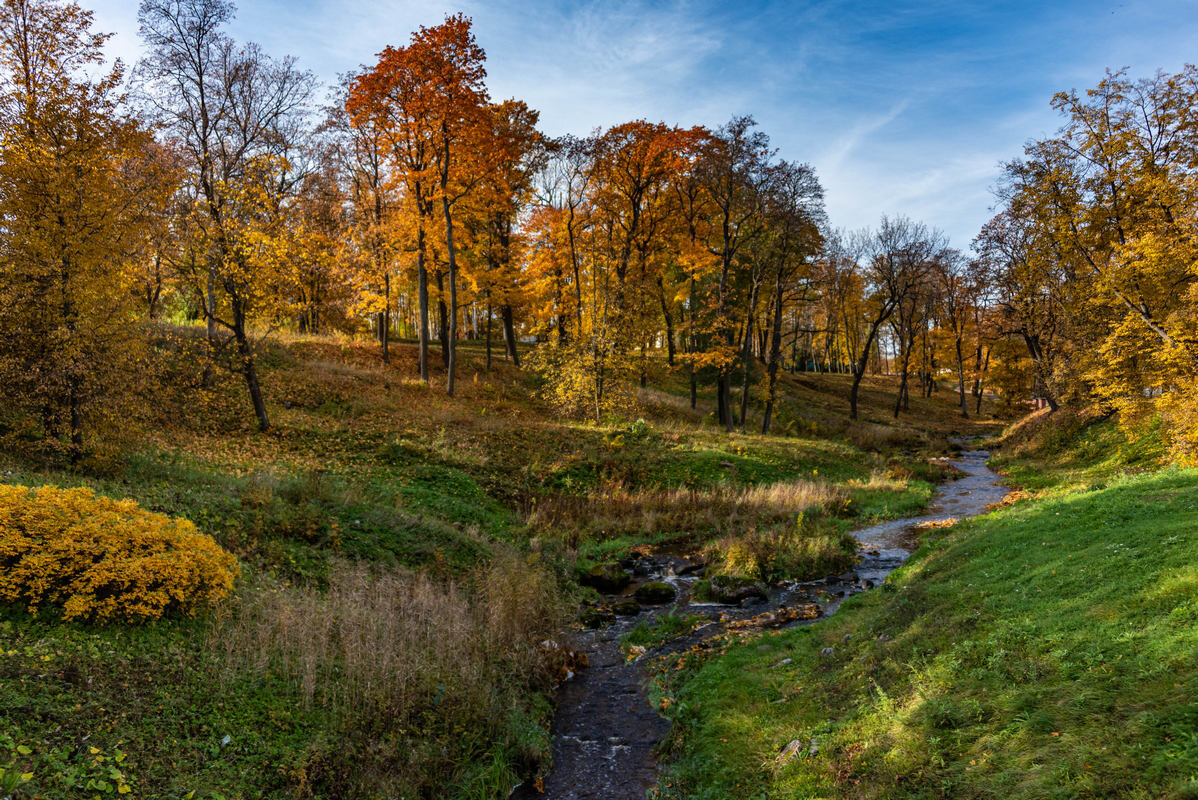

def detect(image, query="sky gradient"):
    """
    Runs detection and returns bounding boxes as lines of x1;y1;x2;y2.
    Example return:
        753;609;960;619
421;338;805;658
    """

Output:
87;0;1197;249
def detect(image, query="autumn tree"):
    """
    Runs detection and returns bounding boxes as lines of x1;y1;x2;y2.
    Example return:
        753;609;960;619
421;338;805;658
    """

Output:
844;217;936;420
888;232;942;419
349;37;437;382
465;98;542;370
136;0;314;431
325;75;397;361
0;0;175;461
931;248;975;417
349;14;492;396
974;204;1068;412
412;14;488;396
981;65;1198;449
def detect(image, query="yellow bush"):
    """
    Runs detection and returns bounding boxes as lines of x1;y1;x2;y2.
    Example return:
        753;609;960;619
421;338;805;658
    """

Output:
0;484;238;622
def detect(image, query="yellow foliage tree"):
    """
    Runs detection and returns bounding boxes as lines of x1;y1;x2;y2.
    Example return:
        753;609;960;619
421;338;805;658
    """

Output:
0;0;175;462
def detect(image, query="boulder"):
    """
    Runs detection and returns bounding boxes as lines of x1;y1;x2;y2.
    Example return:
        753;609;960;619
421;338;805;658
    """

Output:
708;574;767;605
580;562;630;593
612;600;641;616
634;581;677;604
579;607;615;628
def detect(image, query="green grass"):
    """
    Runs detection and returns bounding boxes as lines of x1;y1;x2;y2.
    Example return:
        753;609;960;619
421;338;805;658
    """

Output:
623;612;708;653
991;411;1166;495
0;603;556;800
0;615;334;799
651;463;1198;799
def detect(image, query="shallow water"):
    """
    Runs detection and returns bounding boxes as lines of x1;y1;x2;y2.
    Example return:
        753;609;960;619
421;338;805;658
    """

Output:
514;448;1006;800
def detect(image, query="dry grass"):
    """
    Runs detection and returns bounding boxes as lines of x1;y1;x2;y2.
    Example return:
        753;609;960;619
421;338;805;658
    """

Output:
528;479;848;549
211;551;569;793
845;421;926;452
529;478;858;582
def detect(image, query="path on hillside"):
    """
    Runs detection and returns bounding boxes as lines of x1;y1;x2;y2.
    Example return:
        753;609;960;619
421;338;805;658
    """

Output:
512;447;1007;800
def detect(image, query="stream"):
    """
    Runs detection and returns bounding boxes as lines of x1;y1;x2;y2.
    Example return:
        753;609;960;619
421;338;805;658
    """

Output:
513;447;1008;800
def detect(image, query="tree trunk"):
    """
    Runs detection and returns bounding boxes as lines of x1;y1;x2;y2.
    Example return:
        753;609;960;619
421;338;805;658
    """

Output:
657;277;676;367
973;345;990;415
381;273;391;364
893;325;916;419
717;369;733;431
762;269;786;435
954;335;969;418
850;314;888;421
554;266;567;344
232;299;269;432
443;195;459;397
416;222;430;383
485;292;492;374
688;272;697;409
501;304;520;367
738;281;760;429
436;268;449;368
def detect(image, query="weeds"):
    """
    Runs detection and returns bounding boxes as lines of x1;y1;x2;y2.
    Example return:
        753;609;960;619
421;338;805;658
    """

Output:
213;552;569;795
622;611;706;652
529;479;846;550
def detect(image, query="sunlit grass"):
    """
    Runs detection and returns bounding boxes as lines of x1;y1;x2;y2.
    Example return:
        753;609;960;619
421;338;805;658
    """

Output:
653;465;1198;800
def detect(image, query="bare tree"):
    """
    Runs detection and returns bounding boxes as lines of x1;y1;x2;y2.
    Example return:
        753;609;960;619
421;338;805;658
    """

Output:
759;161;824;435
136;0;315;431
846;216;940;421
933;248;975;417
698;116;772;431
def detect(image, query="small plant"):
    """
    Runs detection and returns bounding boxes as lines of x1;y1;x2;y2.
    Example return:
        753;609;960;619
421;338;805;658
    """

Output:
0;736;34;800
621;610;705;652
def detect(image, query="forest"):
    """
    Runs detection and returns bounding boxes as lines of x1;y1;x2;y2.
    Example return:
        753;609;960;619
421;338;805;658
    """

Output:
0;0;1195;799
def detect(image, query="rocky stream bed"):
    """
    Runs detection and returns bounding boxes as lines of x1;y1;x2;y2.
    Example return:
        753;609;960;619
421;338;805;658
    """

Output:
513;447;1008;800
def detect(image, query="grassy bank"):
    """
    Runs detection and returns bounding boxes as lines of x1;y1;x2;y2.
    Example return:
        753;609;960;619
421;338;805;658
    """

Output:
0;331;997;798
651;414;1197;799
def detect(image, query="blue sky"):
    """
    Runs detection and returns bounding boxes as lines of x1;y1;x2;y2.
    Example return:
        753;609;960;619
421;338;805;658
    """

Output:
87;0;1197;249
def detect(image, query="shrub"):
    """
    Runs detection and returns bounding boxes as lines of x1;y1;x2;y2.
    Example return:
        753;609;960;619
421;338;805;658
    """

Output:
0;484;238;622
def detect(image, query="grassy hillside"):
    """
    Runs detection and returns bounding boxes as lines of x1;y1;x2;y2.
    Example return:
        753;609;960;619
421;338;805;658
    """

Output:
0;331;1000;799
651;412;1197;800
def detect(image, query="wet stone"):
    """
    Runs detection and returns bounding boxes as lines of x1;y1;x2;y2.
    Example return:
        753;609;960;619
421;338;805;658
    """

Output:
579;607;615;628
581;562;631;593
612;600;641;617
634;581;676;604
707;575;767;605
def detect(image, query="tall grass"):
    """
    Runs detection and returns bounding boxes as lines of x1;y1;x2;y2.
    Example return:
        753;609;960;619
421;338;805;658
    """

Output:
530;479;857;581
528;479;847;548
212;552;569;796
